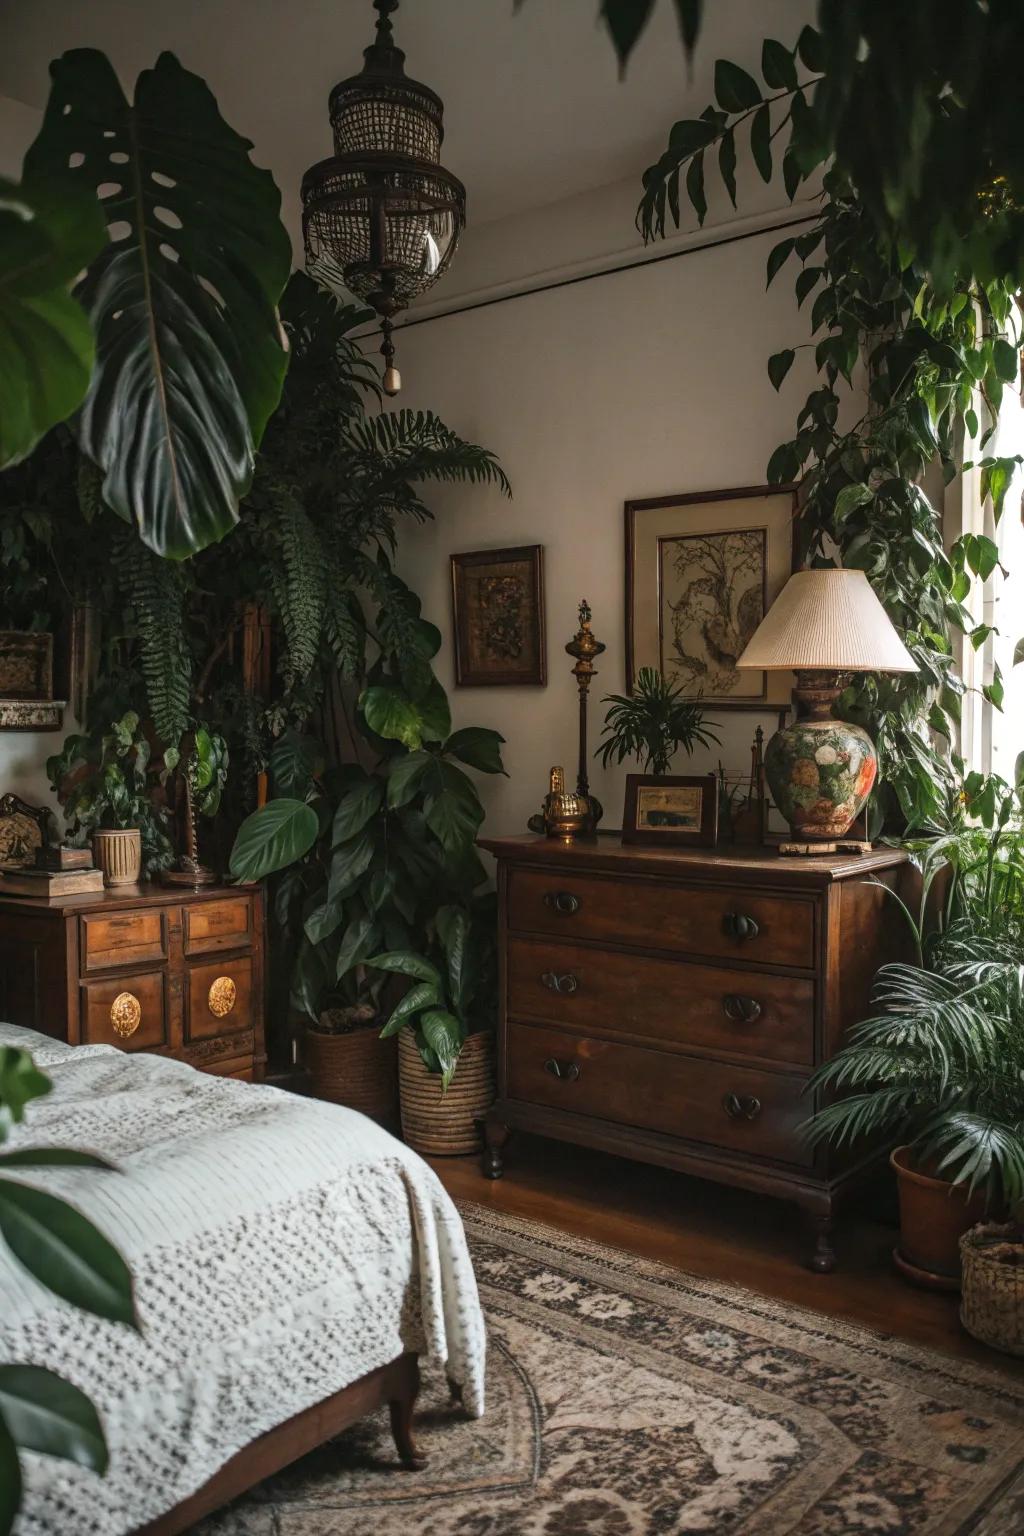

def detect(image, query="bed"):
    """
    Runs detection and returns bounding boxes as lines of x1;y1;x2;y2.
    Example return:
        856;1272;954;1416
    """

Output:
0;1024;486;1536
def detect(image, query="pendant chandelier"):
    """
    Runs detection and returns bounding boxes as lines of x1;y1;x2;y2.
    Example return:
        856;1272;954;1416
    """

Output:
302;0;466;394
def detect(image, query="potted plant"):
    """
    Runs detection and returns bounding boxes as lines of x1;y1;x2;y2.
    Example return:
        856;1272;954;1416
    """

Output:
807;785;1024;1287
47;711;174;884
597;667;718;775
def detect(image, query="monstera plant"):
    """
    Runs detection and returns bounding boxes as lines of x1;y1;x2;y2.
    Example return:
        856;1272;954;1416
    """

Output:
14;49;291;558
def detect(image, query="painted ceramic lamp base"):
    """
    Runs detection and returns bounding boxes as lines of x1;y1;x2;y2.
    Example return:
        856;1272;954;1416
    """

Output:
765;715;877;841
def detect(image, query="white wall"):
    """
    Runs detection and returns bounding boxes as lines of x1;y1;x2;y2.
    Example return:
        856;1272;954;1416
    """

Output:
389;178;820;842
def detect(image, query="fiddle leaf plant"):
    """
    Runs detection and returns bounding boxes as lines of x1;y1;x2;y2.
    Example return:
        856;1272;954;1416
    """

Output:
22;49;291;558
0;1046;139;1535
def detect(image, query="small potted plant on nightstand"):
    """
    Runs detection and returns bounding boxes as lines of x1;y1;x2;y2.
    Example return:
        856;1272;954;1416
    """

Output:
47;711;174;885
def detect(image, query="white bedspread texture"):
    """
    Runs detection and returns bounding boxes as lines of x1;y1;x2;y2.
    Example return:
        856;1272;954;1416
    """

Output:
0;1024;485;1536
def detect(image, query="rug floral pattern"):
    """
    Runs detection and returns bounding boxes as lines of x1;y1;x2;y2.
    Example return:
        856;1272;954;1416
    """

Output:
199;1204;1024;1535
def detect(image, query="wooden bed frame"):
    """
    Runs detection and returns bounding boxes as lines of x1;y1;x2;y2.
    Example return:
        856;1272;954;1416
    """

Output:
137;1350;424;1535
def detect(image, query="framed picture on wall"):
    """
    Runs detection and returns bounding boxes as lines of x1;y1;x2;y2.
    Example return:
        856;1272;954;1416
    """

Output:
625;485;798;710
451;544;546;686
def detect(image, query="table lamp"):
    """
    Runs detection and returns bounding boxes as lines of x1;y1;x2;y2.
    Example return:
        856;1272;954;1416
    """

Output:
735;569;917;849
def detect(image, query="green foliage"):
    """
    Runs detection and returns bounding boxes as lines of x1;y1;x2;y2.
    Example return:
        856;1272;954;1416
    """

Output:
229;797;320;883
0;173;105;469
807;789;1024;1208
0;1047;138;1534
597;667;719;776
113;530;191;749
373;902;494;1088
633;25;1024;832
46;710;174;875
22;49;291;558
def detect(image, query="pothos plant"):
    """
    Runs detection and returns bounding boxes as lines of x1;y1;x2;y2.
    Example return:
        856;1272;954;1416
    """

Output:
229;575;505;1084
633;19;1024;831
0;1046;137;1534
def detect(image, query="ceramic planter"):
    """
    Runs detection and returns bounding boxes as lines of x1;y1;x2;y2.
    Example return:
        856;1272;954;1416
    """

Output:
891;1145;987;1290
92;828;142;887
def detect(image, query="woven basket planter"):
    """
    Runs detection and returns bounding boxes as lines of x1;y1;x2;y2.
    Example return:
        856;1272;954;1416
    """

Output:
398;1028;495;1157
960;1223;1024;1356
304;1010;398;1129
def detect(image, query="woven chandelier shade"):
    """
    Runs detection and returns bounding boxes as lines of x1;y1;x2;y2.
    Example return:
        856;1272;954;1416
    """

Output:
302;0;466;392
736;569;917;673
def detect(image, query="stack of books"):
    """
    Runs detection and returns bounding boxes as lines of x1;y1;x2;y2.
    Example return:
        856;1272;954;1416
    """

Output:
0;845;104;897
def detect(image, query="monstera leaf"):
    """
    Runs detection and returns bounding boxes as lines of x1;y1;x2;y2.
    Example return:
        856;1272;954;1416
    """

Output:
0;174;105;468
23;50;291;559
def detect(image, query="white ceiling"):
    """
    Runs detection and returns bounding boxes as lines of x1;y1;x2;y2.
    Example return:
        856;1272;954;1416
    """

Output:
0;0;812;233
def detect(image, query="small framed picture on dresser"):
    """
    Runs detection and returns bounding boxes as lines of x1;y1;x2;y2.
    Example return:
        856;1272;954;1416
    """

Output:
622;773;718;847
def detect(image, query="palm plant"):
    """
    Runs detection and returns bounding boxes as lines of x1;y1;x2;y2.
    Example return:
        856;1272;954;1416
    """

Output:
597;667;719;776
807;777;1024;1210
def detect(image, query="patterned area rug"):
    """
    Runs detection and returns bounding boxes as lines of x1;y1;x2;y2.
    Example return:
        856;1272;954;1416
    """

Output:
200;1203;1024;1535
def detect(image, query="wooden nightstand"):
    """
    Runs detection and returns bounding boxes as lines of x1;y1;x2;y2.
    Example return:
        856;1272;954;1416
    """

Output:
0;883;266;1080
479;834;912;1270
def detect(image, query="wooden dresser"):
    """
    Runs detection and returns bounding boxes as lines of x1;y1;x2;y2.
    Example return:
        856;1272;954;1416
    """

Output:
0;883;266;1081
479;834;909;1269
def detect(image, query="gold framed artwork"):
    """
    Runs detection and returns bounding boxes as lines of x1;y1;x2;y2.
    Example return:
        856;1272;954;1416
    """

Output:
451;544;546;687
622;773;718;847
625;485;798;710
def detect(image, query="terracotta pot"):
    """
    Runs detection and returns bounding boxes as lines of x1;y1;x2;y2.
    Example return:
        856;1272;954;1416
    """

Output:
304;1009;398;1129
398;1028;495;1157
891;1145;987;1289
92;827;142;887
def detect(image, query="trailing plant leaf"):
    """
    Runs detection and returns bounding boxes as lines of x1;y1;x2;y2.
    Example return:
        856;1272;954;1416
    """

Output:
0;173;105;468
23;49;291;558
0;1365;107;1473
0;1177;137;1326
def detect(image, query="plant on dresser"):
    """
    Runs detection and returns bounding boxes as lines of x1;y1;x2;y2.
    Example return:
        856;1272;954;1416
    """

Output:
480;833;912;1270
597;668;718;777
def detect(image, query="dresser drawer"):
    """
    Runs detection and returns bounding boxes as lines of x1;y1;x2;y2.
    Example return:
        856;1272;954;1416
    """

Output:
507;1021;812;1165
183;898;252;956
508;937;814;1066
507;869;816;970
81;909;167;972
82;971;168;1051
185;955;252;1042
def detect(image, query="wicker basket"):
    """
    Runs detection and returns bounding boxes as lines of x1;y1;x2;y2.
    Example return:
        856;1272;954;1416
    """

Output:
960;1222;1024;1356
398;1028;495;1156
304;1011;398;1129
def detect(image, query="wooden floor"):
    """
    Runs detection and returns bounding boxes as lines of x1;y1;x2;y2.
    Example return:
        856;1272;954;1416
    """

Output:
431;1130;1024;1379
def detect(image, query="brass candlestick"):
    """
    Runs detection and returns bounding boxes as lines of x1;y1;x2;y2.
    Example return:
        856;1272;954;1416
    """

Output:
566;599;604;833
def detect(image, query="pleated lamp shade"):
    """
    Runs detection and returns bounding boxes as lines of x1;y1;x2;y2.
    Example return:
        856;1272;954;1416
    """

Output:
736;569;917;674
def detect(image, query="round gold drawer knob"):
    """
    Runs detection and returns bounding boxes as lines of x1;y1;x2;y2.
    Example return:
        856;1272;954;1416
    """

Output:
110;992;142;1038
208;976;237;1018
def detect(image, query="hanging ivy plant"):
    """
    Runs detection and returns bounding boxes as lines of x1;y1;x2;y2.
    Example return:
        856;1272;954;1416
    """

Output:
633;24;1024;830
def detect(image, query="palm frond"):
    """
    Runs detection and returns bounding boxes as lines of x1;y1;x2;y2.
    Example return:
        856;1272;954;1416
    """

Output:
342;410;512;496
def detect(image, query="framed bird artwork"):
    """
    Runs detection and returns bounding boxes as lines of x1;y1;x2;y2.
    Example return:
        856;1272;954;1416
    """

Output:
624;485;798;710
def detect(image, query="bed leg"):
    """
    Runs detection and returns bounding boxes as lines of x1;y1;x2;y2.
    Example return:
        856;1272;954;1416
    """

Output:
447;1375;464;1408
389;1358;427;1470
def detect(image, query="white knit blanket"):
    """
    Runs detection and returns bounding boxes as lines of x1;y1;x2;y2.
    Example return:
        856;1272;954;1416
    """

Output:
0;1024;485;1536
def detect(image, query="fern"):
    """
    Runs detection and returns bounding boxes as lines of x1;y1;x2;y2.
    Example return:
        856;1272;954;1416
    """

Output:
262;488;325;689
113;533;191;748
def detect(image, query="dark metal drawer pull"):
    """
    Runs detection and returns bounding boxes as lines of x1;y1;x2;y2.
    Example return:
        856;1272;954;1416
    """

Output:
724;912;760;941
544;1057;581;1082
722;1092;762;1121
722;994;762;1024
544;890;580;915
541;971;579;995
